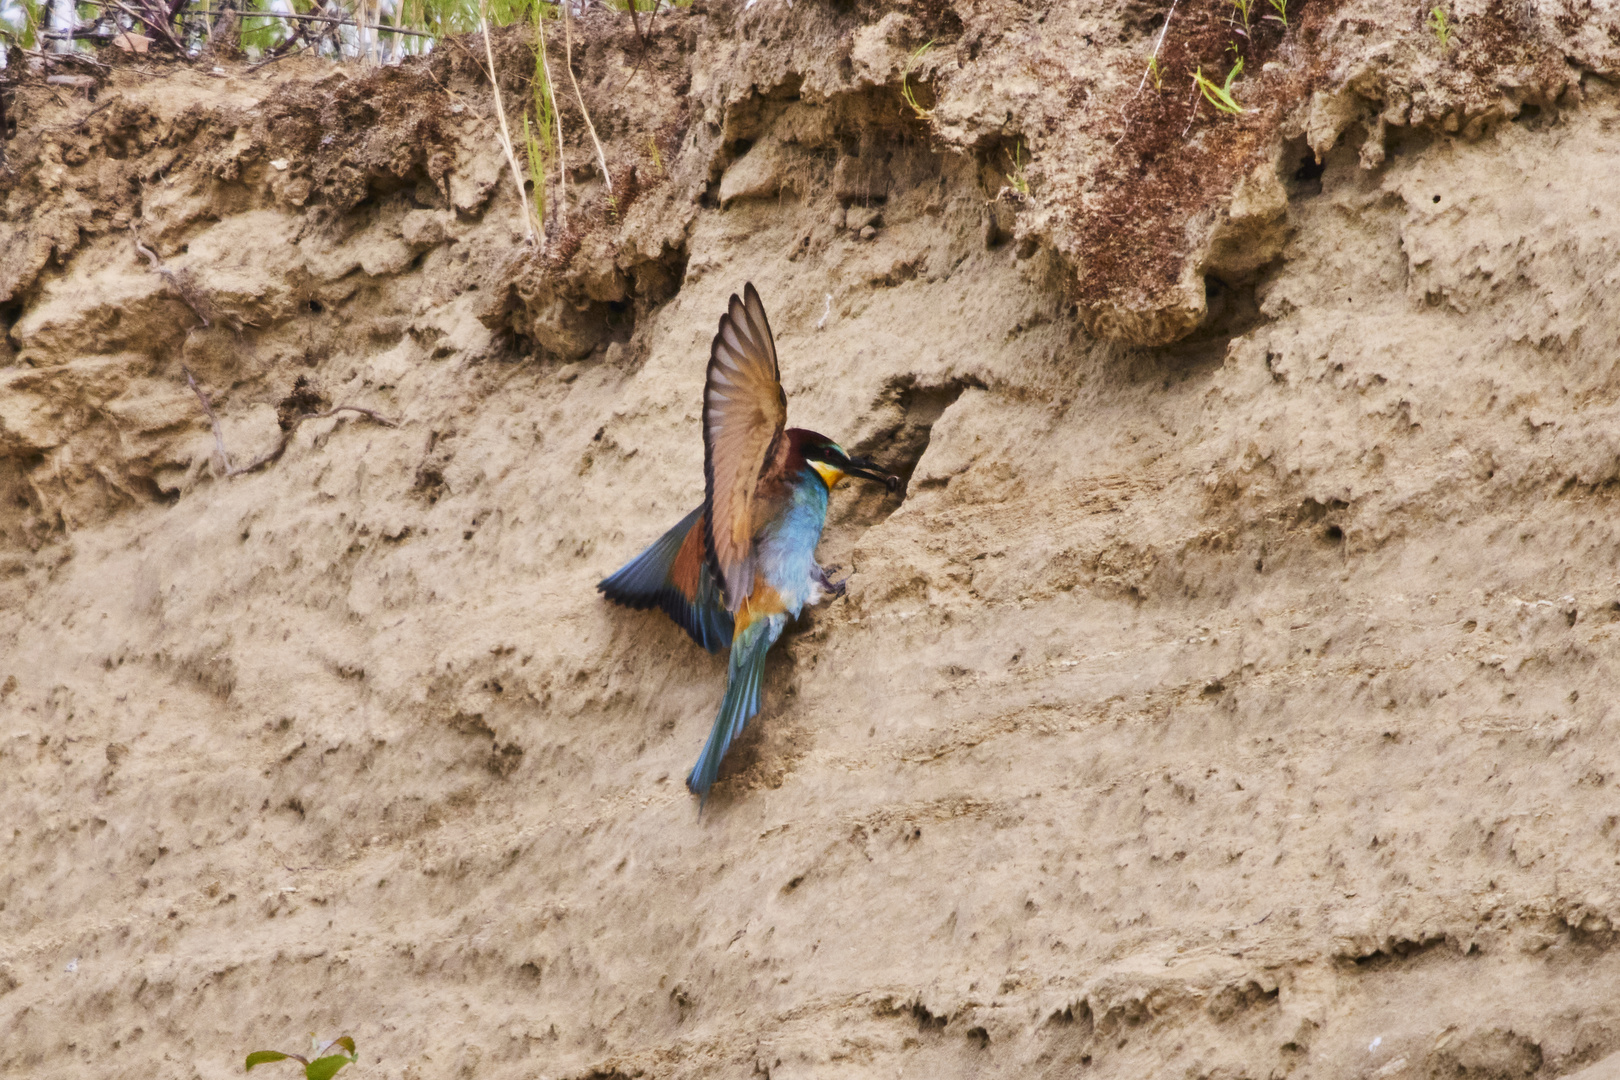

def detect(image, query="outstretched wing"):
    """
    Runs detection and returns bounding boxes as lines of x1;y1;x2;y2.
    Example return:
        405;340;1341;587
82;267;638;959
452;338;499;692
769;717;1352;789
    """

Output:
597;506;735;653
703;283;787;612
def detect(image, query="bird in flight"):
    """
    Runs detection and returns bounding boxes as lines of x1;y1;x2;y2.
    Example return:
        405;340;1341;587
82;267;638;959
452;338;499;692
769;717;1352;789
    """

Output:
598;284;898;801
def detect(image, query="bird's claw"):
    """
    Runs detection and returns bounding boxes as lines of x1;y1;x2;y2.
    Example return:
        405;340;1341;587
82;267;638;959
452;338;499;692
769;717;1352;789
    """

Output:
818;564;848;599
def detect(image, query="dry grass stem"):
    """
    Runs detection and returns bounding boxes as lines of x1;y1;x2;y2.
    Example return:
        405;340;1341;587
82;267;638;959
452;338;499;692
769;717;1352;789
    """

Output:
478;5;537;243
563;1;613;203
538;16;567;233
1135;0;1179;98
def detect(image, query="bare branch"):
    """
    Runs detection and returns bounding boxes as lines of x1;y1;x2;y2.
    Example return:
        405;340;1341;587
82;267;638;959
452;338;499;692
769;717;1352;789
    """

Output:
303;405;398;428
246;44;311;72
233;9;437;38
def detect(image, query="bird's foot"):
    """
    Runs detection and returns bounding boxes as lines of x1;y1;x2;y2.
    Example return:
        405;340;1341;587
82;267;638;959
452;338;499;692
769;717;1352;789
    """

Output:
818;564;848;599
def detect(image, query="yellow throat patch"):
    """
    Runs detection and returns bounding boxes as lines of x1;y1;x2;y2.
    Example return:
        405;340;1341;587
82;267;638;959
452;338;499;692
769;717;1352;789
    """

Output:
810;461;845;490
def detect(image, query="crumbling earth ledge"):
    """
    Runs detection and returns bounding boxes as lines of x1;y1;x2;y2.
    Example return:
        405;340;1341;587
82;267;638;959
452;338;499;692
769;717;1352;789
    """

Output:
7;1;1620;1078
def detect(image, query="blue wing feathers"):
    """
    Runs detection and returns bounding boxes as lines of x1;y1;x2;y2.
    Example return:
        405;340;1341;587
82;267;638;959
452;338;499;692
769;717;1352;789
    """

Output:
598;506;734;653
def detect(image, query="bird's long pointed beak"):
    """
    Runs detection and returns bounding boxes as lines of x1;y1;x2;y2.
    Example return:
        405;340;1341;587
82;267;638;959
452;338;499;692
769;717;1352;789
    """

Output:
845;455;900;493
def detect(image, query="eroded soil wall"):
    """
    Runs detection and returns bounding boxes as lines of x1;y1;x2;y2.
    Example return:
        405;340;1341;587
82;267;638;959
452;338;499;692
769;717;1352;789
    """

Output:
7;2;1620;1077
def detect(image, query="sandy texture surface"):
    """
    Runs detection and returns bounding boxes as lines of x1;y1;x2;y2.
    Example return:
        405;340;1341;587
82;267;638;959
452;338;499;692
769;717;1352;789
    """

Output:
7;2;1620;1077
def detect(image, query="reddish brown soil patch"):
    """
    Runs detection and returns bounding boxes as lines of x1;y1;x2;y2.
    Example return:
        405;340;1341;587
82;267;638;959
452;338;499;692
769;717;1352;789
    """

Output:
1076;0;1342;312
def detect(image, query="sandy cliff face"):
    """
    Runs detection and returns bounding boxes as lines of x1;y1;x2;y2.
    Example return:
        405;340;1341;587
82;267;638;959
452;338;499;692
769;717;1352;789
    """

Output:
7;1;1620;1077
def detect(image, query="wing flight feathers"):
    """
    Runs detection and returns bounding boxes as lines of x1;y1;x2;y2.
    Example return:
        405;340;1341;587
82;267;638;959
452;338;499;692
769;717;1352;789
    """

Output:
702;283;787;612
597;506;734;653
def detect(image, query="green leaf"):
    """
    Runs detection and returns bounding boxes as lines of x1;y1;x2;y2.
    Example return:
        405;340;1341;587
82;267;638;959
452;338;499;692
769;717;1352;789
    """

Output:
331;1037;356;1057
246;1051;294;1071
304;1053;357;1080
1193;60;1244;115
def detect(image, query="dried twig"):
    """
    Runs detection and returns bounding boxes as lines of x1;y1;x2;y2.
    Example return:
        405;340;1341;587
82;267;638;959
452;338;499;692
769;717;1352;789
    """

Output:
1180;78;1202;138
41;98;115;132
20;46;112;69
617;0;661;92
246;43;310;71
1135;0;1179;98
477;5;537;244
182;366;398;478
562;1;613;203
132;223;211;327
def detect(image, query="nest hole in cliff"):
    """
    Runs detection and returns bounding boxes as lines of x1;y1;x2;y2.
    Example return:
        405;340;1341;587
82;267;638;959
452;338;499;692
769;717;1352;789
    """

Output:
832;375;983;529
1283;135;1326;198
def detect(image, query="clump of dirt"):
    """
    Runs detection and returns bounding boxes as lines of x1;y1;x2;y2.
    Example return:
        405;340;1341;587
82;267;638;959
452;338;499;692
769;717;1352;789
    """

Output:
1071;0;1334;343
275;375;326;429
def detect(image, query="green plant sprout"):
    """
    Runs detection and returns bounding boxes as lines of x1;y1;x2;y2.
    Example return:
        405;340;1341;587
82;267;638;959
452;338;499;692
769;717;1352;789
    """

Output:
1192;57;1245;114
245;1035;358;1080
523;0;556;229
1145;54;1163;91
523;115;548;222
533;0;568;232
1265;0;1287;26
645;135;664;176
1229;0;1253;34
1427;5;1453;48
900;39;934;119
1004;140;1030;197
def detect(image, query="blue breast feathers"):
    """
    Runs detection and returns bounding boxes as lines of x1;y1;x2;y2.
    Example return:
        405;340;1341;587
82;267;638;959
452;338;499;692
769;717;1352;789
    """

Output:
753;469;831;617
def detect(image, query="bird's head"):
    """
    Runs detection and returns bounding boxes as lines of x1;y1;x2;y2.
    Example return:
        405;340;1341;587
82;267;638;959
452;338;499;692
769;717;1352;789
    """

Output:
790;429;900;493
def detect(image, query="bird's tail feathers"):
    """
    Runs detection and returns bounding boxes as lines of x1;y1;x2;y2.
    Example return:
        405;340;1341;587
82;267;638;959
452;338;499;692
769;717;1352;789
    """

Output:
687;614;784;801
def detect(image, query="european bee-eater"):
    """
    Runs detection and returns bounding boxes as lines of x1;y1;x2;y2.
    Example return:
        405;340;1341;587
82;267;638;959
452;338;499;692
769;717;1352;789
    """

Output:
598;284;897;800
